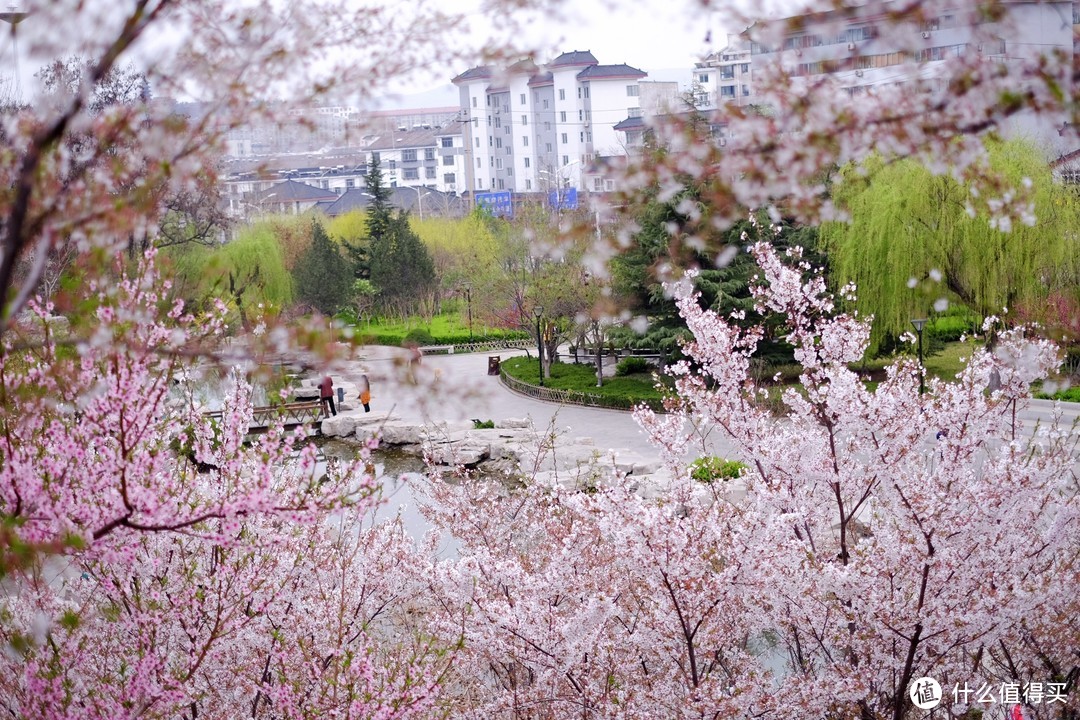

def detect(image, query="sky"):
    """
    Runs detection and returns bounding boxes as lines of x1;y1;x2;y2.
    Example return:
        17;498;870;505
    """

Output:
0;0;768;105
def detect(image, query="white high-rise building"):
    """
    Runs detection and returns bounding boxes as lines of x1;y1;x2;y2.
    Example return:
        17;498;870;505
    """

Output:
453;51;649;195
692;38;754;109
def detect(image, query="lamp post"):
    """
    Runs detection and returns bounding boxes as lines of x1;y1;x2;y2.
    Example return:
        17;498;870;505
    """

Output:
534;305;544;387
464;282;473;342
911;318;928;395
405;185;431;220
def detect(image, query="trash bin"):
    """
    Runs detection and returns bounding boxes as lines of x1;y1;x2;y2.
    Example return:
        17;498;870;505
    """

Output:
488;356;501;375
336;387;344;403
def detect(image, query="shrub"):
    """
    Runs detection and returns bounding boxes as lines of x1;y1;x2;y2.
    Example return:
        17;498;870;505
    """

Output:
403;328;436;346
689;456;747;484
472;419;495;429
615;356;652;376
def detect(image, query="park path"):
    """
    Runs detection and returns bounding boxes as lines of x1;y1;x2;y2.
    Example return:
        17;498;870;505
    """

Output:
333;345;1079;467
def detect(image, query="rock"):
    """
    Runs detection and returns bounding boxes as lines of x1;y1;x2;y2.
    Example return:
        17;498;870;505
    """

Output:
321;414;359;438
631;461;661;476
354;411;393;428
378;421;422;446
427;443;488;467
496;418;532;429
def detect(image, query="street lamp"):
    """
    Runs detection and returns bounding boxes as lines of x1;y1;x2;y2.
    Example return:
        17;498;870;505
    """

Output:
464;282;473;342
402;185;432;220
534;305;544;387
911;318;928;395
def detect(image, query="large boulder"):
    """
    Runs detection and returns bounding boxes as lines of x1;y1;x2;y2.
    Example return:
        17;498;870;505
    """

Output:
321;414;360;438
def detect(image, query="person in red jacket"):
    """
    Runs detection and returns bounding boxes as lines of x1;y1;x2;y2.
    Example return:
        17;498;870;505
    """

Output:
319;376;336;417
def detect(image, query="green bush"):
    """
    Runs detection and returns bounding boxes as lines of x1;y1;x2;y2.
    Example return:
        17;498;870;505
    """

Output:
615;356;652;376
689;456;747;484
472;419;495;429
403;328;436;346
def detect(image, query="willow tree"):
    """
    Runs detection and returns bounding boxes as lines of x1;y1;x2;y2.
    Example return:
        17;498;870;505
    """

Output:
820;139;1080;353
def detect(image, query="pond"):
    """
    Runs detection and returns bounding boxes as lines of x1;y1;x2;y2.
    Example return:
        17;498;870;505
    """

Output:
319;439;461;558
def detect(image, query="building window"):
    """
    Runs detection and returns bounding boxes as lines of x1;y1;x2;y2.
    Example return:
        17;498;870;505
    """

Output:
577;87;581;98
559;89;565;100
505;146;511;154
544;121;551;131
580;132;584;142
444;172;455;184
720;86;736;97
426;167;436;179
628;107;642;118
507;167;512;176
346;178;355;189
626;84;639;97
475;137;479;147
522;114;528;126
486;96;491;106
741;63;749;73
472;97;477;107
477;157;481;168
495;116;501;128
443;155;454;166
594;177;602;190
371;151;380;163
561;133;568;143
441;137;453;148
584;86;589;98
587;131;592;141
425;148;435;161
525;179;532;190
489;137;493;146
524;157;530;168
404;168;419;180
388;160;396;170
698;73;709;83
523;136;529;147
546;143;552;152
497;179;504;189
543;99;549;108
742;85;750;96
520;93;526;104
562;154;569;165
505;126;510;134
560;111;566;122
496;137;502;148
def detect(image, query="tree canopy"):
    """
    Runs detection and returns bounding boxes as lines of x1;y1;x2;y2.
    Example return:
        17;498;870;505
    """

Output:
821;139;1080;353
293;220;354;315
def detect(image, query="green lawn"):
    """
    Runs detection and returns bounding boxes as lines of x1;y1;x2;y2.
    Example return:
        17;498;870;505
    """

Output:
501;356;669;409
350;313;527;346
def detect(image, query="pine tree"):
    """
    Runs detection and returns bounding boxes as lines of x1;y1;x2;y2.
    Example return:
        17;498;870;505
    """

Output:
293;220;353;315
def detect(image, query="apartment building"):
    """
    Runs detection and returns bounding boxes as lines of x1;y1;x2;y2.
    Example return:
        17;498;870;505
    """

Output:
746;0;1073;142
692;38;754;109
364;125;467;196
453;51;650;194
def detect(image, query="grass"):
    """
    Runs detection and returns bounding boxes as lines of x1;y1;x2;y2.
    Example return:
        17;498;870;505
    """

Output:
501;356;669;408
350;312;527;346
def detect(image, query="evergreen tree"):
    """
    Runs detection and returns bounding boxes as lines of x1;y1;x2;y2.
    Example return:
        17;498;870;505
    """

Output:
364;157;436;314
364;155;394;242
293;220;353;315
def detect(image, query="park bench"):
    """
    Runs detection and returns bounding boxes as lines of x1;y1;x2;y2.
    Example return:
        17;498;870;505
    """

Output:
419;344;455;355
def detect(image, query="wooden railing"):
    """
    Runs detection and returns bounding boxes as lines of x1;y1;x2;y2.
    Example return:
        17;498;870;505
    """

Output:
204;401;325;431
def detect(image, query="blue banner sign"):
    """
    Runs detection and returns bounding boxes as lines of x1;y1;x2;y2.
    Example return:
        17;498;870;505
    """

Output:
548;187;578;210
476;191;513;218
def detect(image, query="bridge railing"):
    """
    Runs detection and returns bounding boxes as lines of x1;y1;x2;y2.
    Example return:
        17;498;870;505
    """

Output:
420;338;534;355
203;400;325;430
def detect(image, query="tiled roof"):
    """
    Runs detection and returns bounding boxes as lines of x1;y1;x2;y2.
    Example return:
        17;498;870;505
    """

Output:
366;127;448;151
613;116;646;131
319;189;372;217
549;50;598;67
452;66;493;83
259;180;337;203
528;72;554;86
577;64;647;80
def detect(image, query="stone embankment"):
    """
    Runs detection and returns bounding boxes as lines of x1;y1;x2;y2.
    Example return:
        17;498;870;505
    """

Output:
321;410;673;496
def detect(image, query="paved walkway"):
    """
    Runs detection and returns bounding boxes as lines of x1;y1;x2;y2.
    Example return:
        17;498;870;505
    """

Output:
332;345;1079;467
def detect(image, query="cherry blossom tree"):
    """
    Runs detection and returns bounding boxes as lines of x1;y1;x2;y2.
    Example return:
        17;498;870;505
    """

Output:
418;233;1079;720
